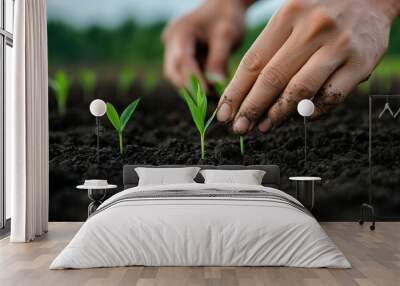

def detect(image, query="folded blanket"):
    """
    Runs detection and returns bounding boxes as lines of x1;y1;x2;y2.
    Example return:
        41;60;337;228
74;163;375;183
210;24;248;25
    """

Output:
92;188;310;218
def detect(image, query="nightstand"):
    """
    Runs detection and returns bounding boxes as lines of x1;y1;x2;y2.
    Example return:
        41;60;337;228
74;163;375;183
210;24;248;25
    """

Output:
289;177;321;210
76;184;117;217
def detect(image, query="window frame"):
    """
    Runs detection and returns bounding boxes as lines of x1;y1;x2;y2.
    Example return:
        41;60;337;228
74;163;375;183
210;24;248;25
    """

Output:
0;0;13;230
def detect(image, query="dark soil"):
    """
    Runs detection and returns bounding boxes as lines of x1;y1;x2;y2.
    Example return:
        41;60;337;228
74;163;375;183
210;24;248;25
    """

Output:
49;79;400;221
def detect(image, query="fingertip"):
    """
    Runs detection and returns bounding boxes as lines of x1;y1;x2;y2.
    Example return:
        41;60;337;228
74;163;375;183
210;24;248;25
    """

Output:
258;118;273;133
233;116;251;135
217;103;232;122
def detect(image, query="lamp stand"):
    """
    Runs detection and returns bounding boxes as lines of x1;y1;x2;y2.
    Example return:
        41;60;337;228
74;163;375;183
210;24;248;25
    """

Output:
304;116;308;164
96;116;100;166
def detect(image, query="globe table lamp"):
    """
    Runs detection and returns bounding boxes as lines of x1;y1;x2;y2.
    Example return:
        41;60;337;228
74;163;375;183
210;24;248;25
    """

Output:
89;99;107;165
297;99;315;164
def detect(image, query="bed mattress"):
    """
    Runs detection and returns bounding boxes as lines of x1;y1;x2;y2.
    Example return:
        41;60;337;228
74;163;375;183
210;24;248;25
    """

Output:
50;183;350;269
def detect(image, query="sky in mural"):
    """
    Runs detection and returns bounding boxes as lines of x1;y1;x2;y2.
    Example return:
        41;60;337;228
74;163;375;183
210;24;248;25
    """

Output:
47;0;285;28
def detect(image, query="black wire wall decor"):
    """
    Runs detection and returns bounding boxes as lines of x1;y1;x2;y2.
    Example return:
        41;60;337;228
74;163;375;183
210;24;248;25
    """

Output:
360;94;400;230
378;95;400;119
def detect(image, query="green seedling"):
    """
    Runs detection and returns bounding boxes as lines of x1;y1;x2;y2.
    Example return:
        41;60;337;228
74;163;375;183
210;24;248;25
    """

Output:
106;98;141;154
180;76;217;160
214;80;245;155
238;136;245;155
79;68;96;99
117;69;136;97
49;70;69;116
240;135;245;155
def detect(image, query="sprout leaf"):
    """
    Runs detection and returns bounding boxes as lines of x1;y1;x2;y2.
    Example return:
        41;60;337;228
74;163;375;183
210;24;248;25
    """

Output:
50;70;69;116
106;99;140;154
120;98;141;131
106;103;121;132
180;75;217;159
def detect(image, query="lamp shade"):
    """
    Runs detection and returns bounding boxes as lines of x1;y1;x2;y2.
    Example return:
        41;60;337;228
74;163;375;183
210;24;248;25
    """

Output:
297;99;315;117
89;99;107;117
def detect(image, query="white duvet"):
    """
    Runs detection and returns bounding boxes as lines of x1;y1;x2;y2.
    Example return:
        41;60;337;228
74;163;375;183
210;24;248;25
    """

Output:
50;183;350;269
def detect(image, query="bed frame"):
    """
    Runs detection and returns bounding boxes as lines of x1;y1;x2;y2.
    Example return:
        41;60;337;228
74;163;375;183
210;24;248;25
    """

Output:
123;165;281;189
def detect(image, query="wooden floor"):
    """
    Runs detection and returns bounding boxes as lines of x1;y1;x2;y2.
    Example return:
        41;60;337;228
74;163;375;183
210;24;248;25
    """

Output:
0;222;399;286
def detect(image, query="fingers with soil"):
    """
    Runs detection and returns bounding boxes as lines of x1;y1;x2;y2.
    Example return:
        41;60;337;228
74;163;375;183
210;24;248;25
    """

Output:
231;31;320;134
216;10;293;124
259;46;346;131
312;63;368;119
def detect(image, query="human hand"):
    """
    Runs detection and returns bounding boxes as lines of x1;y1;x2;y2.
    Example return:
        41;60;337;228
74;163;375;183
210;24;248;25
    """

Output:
217;0;400;134
162;0;250;89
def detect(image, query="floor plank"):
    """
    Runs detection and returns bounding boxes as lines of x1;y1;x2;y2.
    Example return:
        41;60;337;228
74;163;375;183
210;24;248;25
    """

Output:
0;222;399;286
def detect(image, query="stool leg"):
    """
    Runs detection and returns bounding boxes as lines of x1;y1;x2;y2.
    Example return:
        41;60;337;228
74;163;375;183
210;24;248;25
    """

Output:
310;182;315;210
369;206;375;231
359;205;364;225
359;203;375;231
87;189;106;217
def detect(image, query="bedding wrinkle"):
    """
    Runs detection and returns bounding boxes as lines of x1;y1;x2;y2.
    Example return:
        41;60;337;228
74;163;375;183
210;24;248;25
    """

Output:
97;218;133;266
241;227;274;265
132;220;155;265
222;221;240;264
151;219;174;264
294;228;351;268
80;220;111;267
138;217;179;265
205;224;218;264
89;223;117;266
173;220;187;264
270;223;315;266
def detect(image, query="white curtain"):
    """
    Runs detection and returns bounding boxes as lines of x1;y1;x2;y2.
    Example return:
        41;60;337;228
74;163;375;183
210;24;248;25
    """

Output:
7;0;49;242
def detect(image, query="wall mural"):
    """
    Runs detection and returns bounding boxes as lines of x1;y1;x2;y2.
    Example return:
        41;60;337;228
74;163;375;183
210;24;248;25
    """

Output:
48;1;400;221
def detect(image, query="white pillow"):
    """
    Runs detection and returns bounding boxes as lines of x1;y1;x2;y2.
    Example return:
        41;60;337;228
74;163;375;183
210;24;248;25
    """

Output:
135;167;200;186
200;169;266;185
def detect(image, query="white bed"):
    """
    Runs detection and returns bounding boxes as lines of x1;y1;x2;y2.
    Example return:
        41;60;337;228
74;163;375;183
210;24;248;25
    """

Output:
50;182;350;269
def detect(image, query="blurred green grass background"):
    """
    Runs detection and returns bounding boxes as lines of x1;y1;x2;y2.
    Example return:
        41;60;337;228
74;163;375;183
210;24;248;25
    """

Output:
48;18;400;88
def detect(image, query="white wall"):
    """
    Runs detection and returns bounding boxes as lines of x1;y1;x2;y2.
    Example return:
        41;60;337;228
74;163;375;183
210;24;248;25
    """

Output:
4;0;14;220
5;0;13;33
5;44;12;219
